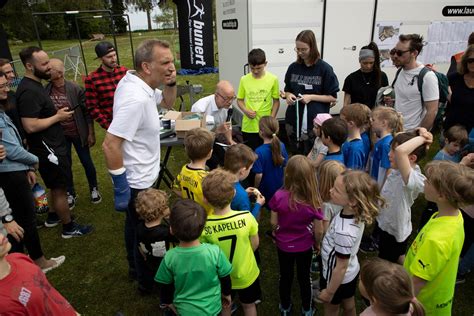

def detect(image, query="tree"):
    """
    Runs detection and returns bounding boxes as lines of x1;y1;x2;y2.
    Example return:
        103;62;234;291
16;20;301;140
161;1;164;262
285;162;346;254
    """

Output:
124;0;159;31
110;0;128;33
153;0;177;29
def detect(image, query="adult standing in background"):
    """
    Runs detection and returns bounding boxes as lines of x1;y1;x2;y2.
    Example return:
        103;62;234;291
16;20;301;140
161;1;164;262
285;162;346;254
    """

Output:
84;41;127;130
447;32;474;77
46;58;102;209
15;46;93;238
343;42;389;108
284;30;339;154
102;39;177;294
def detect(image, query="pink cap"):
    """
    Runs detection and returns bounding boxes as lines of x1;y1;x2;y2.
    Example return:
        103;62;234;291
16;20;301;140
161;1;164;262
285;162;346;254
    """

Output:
313;113;332;127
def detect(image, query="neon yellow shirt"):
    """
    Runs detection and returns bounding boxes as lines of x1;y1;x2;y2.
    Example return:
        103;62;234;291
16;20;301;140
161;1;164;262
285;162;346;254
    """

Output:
237;72;279;133
201;210;259;289
404;211;464;315
174;165;213;215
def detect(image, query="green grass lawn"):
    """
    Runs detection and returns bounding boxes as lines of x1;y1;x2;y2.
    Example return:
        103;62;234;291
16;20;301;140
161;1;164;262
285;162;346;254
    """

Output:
9;31;473;315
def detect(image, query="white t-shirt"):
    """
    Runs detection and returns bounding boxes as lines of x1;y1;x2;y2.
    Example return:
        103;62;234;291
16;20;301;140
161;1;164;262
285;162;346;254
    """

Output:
321;211;364;284
377;165;425;242
322;201;342;224
108;71;163;189
309;137;328;161
394;64;439;130
191;94;228;126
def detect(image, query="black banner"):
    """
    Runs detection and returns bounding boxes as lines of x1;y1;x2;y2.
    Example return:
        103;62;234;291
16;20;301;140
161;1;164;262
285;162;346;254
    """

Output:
174;0;214;69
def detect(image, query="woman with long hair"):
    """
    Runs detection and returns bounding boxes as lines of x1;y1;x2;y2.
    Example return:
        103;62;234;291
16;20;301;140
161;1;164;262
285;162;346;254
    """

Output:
343;42;388;108
284;30;339;154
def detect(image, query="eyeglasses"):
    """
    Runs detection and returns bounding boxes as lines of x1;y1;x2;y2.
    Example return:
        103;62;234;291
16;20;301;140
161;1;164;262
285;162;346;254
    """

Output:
294;47;309;53
392;49;411;57
467;58;474;64
216;92;236;102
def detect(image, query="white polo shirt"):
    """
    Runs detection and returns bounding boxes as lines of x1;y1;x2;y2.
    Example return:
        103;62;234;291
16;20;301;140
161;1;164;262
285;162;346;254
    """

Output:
108;71;163;189
191;94;228;126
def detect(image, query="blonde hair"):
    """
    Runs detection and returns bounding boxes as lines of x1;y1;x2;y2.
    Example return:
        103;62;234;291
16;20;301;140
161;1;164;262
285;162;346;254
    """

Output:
372;106;404;135
318;160;346;202
284;155;322;211
361;258;425;316
135;189;169;222
340;103;371;128
259;116;284;166
202;168;237;209
425;161;474;209
341;170;385;224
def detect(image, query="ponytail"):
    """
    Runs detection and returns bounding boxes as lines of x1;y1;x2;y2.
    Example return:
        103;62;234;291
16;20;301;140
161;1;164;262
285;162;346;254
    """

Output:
259;116;284;167
372;106;404;136
394;111;404;135
410;298;426;316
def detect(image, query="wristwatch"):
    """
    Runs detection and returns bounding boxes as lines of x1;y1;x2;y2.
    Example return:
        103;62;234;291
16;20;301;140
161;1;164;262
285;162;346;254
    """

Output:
1;214;13;224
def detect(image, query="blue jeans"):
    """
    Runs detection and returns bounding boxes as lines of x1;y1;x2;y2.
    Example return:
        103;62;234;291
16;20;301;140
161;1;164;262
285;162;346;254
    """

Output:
65;136;98;194
125;188;150;290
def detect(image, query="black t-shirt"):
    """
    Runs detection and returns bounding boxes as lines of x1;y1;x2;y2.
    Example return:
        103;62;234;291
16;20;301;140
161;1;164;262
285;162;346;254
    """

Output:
445;72;474;133
136;220;178;272
284;59;339;131
342;69;389;108
16;77;67;157
5;91;27;143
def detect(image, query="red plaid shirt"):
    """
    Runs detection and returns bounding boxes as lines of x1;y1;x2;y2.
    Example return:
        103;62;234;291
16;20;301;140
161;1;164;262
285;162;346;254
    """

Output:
84;65;127;129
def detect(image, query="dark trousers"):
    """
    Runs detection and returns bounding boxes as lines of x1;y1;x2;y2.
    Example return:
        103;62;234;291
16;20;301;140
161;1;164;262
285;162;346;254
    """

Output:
125;188;150;290
277;248;313;310
0;171;44;260
65;135;98;195
242;132;263;151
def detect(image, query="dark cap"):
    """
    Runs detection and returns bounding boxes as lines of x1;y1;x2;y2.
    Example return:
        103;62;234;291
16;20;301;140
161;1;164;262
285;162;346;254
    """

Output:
95;41;115;59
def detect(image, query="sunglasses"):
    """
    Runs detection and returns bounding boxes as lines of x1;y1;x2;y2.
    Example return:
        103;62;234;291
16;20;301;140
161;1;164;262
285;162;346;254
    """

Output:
391;49;411;57
467;58;474;64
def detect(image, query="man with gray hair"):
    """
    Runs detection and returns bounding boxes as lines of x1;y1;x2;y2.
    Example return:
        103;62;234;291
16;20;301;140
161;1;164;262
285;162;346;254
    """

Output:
102;39;177;294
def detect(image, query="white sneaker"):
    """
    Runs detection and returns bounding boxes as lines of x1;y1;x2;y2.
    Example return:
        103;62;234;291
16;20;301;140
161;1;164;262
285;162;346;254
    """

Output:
67;193;76;210
42;256;66;273
91;187;102;204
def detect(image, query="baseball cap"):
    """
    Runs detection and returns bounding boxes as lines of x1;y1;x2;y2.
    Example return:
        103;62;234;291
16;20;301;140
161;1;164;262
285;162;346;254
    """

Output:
313;113;332;127
95;41;115;59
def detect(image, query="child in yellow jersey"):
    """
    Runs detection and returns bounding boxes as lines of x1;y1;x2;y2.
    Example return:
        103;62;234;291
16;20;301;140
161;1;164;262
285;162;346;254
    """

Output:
173;127;214;214
404;132;474;315
201;169;260;316
236;48;280;150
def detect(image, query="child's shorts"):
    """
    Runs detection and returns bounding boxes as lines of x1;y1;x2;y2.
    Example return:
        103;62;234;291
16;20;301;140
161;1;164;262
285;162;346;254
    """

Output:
377;229;408;263
232;277;262;304
320;273;358;305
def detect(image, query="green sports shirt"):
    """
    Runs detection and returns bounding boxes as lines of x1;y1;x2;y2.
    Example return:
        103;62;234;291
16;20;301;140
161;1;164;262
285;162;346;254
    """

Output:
201;210;259;289
237;72;280;133
155;243;232;316
404;211;464;315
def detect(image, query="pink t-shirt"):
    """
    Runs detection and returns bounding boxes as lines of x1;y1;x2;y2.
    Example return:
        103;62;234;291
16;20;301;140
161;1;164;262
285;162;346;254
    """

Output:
269;189;323;252
0;253;77;315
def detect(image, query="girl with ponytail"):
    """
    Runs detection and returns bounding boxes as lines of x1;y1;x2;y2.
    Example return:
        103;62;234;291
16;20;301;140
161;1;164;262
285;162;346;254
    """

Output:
252;116;289;204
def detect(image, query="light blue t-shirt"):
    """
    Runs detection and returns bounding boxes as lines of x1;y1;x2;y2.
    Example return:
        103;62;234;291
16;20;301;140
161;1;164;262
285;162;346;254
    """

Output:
433;149;461;163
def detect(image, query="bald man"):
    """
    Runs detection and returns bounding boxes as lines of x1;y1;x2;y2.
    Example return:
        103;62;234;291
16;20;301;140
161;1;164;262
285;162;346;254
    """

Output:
45;58;101;209
191;80;236;144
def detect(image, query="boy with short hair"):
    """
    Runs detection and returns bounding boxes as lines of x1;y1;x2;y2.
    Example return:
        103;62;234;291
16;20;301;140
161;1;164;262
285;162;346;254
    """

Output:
237;48;280;150
376;130;428;264
433;124;468;162
173;127;214;214
224;144;265;218
155;199;232;316
340;103;371;170
201;169;261;316
321;117;348;164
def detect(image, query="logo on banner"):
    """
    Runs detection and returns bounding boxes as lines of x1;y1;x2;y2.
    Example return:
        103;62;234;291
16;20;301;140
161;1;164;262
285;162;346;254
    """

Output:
187;0;206;66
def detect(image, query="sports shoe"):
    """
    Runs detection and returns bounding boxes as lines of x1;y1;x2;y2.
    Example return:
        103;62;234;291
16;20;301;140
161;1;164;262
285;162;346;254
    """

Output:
231;302;239;315
302;307;315;316
279;303;292;316
44;212;61;228
67;193;77;210
61;222;93;239
90;187;102;204
41;256;66;273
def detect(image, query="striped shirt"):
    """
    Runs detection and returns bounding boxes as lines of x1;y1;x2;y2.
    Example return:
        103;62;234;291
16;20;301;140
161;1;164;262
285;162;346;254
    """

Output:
321;211;364;284
84;65;127;129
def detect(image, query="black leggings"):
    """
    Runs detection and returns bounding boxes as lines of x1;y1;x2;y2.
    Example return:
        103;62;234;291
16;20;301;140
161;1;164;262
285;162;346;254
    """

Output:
0;171;44;260
277;248;313;310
